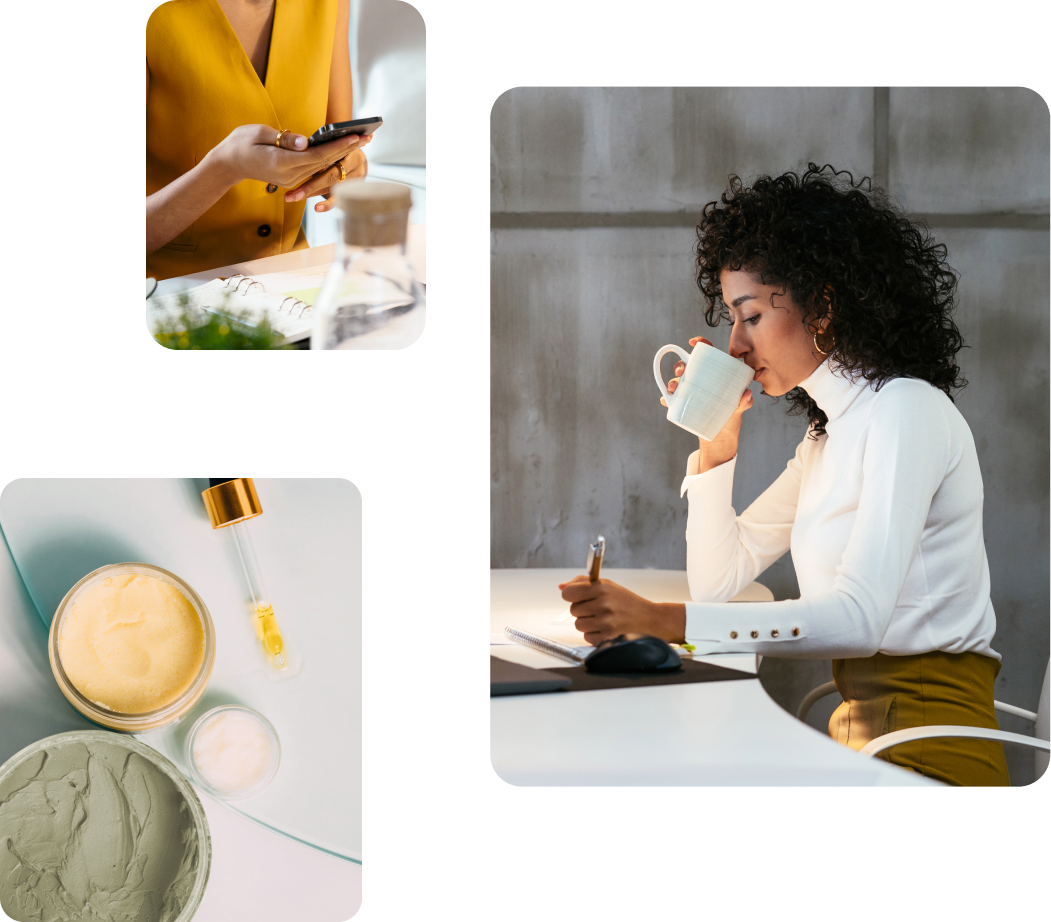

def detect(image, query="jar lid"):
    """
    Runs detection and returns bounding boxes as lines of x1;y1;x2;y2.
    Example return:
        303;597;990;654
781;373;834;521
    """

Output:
337;181;411;247
335;180;412;216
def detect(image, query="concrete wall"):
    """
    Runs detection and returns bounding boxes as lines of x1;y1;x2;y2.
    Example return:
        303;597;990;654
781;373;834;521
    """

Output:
490;87;1050;784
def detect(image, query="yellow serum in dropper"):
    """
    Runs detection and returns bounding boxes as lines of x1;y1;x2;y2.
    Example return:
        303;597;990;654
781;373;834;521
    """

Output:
252;603;286;669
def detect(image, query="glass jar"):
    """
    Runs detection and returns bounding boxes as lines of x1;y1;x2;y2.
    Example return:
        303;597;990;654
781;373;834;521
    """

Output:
311;180;425;349
185;705;282;801
48;563;216;732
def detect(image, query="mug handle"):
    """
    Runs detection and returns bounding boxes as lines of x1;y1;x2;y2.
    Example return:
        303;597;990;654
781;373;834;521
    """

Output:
653;344;691;400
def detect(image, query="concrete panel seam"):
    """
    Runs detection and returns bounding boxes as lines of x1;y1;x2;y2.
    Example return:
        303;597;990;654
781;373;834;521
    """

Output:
873;87;890;191
491;211;1050;230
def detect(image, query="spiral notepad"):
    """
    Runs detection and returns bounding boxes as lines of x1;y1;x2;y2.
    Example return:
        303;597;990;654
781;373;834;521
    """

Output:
147;274;317;344
503;626;589;665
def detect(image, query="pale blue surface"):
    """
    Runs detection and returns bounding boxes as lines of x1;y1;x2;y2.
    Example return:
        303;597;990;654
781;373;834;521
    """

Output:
0;479;362;862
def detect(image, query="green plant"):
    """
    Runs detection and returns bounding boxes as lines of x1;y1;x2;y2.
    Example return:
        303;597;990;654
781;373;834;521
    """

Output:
154;296;287;350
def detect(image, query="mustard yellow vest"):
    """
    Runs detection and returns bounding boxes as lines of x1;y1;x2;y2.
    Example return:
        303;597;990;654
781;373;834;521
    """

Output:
147;0;337;280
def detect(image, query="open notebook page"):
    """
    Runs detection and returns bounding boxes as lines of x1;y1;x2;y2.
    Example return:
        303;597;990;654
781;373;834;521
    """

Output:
241;266;332;306
146;276;315;344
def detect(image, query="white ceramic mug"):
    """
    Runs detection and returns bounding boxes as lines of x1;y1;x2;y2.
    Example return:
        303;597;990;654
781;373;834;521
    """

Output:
653;342;755;441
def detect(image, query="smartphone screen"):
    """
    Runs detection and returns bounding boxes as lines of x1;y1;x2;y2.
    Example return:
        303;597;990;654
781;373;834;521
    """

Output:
308;117;383;147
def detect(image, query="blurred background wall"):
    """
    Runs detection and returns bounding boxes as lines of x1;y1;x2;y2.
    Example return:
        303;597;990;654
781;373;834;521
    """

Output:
304;0;426;244
490;87;1049;784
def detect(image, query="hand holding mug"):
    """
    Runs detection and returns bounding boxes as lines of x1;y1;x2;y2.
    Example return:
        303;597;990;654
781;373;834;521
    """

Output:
655;336;755;471
661;336;713;406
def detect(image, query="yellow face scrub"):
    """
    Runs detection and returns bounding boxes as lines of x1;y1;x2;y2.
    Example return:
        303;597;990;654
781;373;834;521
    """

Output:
57;573;205;714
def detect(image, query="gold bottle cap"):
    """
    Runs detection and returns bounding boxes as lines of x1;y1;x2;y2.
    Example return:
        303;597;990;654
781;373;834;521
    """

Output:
202;478;262;529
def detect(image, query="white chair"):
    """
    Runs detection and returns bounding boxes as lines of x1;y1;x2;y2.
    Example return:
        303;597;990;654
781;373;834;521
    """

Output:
796;661;1050;781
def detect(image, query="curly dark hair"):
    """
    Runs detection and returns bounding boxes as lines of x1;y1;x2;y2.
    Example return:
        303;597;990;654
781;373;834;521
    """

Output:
694;163;966;437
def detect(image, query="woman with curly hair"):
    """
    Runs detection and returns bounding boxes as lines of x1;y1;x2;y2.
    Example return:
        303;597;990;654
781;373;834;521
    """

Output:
560;164;1010;785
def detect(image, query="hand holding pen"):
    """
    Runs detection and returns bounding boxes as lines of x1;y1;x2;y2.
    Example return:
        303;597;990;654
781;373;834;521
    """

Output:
557;533;603;594
586;535;605;582
556;534;604;597
559;534;689;645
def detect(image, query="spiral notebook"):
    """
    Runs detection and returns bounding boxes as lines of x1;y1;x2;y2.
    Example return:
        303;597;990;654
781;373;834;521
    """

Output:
503;626;591;664
146;269;330;345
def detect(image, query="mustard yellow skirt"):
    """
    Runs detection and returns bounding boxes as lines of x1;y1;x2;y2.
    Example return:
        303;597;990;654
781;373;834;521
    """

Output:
829;651;1010;786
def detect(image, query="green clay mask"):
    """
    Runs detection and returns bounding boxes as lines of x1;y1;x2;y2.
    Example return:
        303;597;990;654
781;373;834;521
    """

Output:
0;737;200;922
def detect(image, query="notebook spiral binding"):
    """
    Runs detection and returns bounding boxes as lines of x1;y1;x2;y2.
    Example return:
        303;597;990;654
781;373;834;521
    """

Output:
503;627;587;665
224;275;312;318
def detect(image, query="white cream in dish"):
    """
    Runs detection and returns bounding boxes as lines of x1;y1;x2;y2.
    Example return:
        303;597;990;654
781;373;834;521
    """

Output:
190;708;278;798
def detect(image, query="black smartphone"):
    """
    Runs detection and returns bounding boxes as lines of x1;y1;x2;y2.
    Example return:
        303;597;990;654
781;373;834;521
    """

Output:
308;116;383;146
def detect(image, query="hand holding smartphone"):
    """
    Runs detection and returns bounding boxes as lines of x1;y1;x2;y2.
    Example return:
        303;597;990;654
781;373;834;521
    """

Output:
278;118;381;209
308;116;383;147
209;118;382;190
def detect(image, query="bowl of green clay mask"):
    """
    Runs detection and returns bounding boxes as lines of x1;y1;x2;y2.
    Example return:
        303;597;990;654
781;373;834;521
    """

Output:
0;730;210;922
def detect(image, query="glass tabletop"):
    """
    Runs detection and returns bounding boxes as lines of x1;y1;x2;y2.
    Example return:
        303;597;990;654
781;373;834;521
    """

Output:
0;478;361;863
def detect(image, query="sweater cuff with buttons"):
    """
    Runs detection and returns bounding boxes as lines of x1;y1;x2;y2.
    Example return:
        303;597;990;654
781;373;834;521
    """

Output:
680;448;810;654
684;599;809;655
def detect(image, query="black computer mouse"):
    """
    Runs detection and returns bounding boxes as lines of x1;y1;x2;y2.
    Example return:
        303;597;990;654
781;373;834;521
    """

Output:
584;634;682;674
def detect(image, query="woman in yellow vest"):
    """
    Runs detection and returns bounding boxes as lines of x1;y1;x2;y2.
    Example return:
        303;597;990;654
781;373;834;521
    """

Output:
147;0;369;280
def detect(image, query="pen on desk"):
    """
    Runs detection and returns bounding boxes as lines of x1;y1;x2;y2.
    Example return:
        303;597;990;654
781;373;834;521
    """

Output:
586;535;605;582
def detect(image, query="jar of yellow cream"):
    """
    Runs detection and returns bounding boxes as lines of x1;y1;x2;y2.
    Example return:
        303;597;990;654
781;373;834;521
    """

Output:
49;563;216;732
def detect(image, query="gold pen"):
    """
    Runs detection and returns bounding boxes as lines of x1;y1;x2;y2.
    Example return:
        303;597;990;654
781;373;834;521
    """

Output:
586;535;605;582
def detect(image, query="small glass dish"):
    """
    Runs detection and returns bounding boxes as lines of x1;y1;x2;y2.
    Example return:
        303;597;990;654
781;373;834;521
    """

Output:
185;705;281;801
48;563;216;732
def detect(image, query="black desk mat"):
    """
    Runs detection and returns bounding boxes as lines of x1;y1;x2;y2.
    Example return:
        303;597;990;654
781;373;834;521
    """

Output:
542;657;757;693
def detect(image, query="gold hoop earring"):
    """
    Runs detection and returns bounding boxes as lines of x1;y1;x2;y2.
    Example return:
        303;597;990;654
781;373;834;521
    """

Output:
813;331;835;355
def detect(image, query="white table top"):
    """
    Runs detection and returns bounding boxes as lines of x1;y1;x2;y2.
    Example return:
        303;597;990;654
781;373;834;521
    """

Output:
491;567;770;674
150;224;425;350
155;222;426;294
490;568;934;786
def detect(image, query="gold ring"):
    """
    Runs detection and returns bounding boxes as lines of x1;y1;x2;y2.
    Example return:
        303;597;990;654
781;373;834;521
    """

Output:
275;129;287;148
337;159;347;183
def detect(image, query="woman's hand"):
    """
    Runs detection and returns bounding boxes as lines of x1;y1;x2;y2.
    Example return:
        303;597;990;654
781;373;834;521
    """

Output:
660;332;752;458
283;143;370;212
660;334;718;405
558;577;686;644
208;124;368;192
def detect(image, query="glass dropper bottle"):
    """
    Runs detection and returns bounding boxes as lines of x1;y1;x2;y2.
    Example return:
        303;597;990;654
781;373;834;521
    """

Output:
202;478;287;670
230;519;286;669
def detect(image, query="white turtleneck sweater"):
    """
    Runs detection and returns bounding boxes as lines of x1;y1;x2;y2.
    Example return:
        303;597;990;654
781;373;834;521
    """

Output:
681;360;999;660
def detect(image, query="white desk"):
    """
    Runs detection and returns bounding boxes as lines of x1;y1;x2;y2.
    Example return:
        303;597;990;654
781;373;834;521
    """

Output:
155;222;426;294
150;224;425;350
490;569;934;786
